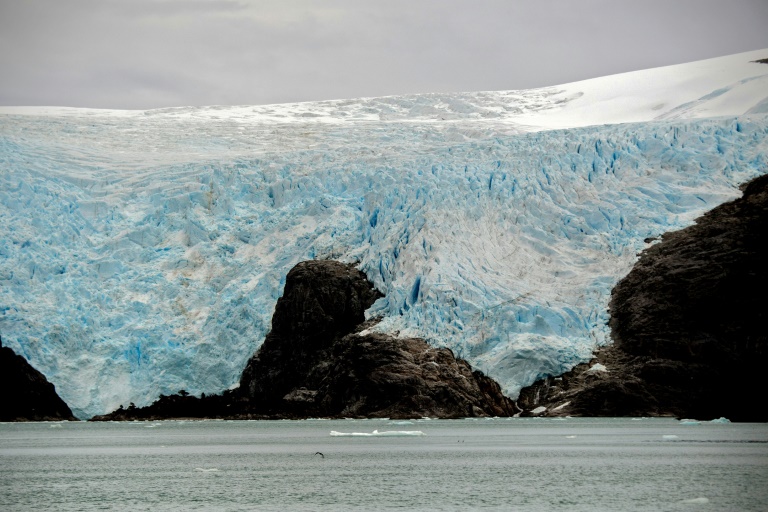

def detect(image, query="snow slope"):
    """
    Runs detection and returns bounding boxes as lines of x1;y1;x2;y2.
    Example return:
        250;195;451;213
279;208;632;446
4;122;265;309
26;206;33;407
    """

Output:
1;50;767;418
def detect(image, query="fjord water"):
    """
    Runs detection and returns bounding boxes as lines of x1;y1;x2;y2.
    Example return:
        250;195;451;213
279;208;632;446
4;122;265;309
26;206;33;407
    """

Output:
1;418;766;511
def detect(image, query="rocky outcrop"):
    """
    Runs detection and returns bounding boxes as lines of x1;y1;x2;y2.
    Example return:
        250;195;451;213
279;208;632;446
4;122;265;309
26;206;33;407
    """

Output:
237;260;383;410
93;260;517;420
0;345;77;421
518;174;768;421
236;260;515;418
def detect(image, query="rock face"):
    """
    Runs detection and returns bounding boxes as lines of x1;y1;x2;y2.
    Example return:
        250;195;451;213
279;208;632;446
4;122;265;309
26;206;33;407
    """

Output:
0;346;77;421
94;260;517;420
237;260;383;410
518;175;768;421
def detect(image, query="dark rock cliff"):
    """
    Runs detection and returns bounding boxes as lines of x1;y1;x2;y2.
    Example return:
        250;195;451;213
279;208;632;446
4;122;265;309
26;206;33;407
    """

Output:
237;260;383;408
518;174;768;421
0;345;77;421
94;260;517;420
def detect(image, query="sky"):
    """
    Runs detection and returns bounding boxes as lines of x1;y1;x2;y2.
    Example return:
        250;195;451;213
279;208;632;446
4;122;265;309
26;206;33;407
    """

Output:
1;0;767;110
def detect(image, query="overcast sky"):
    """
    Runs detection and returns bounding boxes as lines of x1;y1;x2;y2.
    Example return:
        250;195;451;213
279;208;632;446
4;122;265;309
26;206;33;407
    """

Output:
1;0;767;109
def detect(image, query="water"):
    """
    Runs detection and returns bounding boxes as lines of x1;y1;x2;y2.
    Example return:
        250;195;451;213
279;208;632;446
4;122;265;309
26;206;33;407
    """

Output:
1;417;767;511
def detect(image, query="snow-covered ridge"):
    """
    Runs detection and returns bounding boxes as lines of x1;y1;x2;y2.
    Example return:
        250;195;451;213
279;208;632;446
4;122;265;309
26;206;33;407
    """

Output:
2;49;767;129
1;50;767;418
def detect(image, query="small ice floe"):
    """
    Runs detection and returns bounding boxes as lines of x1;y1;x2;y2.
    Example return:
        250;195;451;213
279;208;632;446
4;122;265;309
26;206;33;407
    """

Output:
679;419;701;425
709;417;731;424
329;429;425;437
194;468;220;473
390;421;414;425
587;363;608;373
49;424;63;428
662;435;679;440
679;497;709;504
565;435;577;439
531;406;547;415
145;423;162;428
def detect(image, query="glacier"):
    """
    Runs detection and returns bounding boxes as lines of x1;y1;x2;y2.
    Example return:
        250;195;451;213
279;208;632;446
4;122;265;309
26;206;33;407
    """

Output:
1;49;768;418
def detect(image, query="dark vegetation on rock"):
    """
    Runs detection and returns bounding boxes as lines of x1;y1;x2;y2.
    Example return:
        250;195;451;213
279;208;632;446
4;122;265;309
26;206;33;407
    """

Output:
518;174;768;421
93;260;517;421
0;344;77;421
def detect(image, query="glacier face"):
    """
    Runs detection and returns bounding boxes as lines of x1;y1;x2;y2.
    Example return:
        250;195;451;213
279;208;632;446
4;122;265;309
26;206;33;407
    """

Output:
1;110;767;419
2;49;768;419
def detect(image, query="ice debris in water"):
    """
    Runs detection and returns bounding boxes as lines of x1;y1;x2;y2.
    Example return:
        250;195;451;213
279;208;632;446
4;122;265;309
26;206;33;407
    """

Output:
679;497;709;504
330;430;425;437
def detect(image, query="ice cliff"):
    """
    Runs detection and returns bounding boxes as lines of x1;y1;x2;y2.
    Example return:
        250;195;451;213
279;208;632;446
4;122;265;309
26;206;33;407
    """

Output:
1;50;767;418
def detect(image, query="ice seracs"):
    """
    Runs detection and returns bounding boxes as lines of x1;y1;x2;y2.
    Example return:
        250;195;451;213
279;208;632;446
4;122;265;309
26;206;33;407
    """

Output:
1;50;767;418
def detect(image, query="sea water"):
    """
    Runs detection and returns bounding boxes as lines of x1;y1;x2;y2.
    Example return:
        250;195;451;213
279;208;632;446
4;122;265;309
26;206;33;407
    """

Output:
1;417;766;511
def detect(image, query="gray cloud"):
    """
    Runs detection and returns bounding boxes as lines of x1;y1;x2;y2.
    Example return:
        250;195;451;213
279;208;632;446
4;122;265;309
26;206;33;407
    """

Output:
1;0;767;109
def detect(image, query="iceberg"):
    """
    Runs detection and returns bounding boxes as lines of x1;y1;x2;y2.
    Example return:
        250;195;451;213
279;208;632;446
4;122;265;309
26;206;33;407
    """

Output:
1;50;767;418
330;430;425;437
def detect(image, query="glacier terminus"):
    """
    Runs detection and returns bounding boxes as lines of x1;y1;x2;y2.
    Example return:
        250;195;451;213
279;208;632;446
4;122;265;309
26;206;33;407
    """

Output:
1;50;767;418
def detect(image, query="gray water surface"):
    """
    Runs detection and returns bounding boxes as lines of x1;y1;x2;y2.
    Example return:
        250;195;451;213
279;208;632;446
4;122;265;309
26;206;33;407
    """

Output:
1;417;767;511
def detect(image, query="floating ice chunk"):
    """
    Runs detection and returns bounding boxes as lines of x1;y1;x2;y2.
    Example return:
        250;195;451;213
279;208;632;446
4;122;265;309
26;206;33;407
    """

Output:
565;435;577;439
390;421;414;425
329;429;425;437
679;419;701;425
709;417;731;424
679;497;709;504
531;406;547;415
194;468;220;472
587;363;608;373
662;435;679;440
